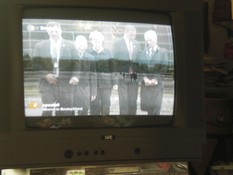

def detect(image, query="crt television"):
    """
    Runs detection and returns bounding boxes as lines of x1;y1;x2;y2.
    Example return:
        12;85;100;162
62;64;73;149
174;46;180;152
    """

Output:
0;0;205;168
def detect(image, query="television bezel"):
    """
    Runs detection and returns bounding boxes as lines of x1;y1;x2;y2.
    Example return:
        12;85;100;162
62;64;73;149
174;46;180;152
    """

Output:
0;0;205;168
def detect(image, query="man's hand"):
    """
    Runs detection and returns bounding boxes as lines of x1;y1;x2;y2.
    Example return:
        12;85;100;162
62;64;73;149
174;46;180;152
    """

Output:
143;77;158;86
45;74;57;84
113;84;118;90
150;79;158;85
69;77;79;85
91;95;96;101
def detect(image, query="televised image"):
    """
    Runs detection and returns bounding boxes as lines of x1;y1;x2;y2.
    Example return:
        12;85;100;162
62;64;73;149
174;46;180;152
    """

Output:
23;18;175;120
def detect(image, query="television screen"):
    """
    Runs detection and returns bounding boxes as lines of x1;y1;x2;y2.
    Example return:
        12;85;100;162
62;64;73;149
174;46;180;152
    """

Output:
23;18;175;129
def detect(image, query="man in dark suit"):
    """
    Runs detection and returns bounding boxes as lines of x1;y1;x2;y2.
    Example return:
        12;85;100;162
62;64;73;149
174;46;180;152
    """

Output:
71;35;97;115
112;25;140;115
33;21;77;116
137;30;169;115
88;31;116;116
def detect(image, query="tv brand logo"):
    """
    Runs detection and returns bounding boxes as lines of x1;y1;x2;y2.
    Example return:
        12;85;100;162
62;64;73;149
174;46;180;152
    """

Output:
103;134;115;140
28;101;41;109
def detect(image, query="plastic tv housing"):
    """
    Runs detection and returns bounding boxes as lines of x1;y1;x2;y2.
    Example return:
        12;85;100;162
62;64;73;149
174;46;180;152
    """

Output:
0;0;205;169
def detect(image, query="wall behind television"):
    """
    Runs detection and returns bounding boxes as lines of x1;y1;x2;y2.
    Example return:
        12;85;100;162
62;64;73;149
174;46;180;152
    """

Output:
204;0;228;60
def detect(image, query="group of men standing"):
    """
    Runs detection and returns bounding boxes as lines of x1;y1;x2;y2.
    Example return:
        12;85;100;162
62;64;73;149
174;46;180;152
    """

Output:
31;21;169;117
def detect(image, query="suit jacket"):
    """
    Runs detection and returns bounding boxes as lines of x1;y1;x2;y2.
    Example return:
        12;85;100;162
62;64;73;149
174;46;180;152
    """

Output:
33;39;77;61
87;48;116;88
137;46;169;78
33;39;76;72
112;37;140;73
32;39;77;92
73;51;97;108
137;46;169;110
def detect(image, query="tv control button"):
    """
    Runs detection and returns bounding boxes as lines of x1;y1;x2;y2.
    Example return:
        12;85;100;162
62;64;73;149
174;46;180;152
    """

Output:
100;150;105;155
84;150;89;156
64;149;73;159
77;151;82;156
94;150;99;155
134;148;141;155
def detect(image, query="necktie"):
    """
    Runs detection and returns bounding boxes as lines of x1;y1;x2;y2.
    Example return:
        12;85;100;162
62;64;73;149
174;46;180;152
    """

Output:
128;41;133;60
149;48;152;58
51;44;59;76
51;45;58;59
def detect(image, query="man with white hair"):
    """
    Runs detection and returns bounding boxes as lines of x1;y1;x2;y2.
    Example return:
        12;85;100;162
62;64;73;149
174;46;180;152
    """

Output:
138;30;169;115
